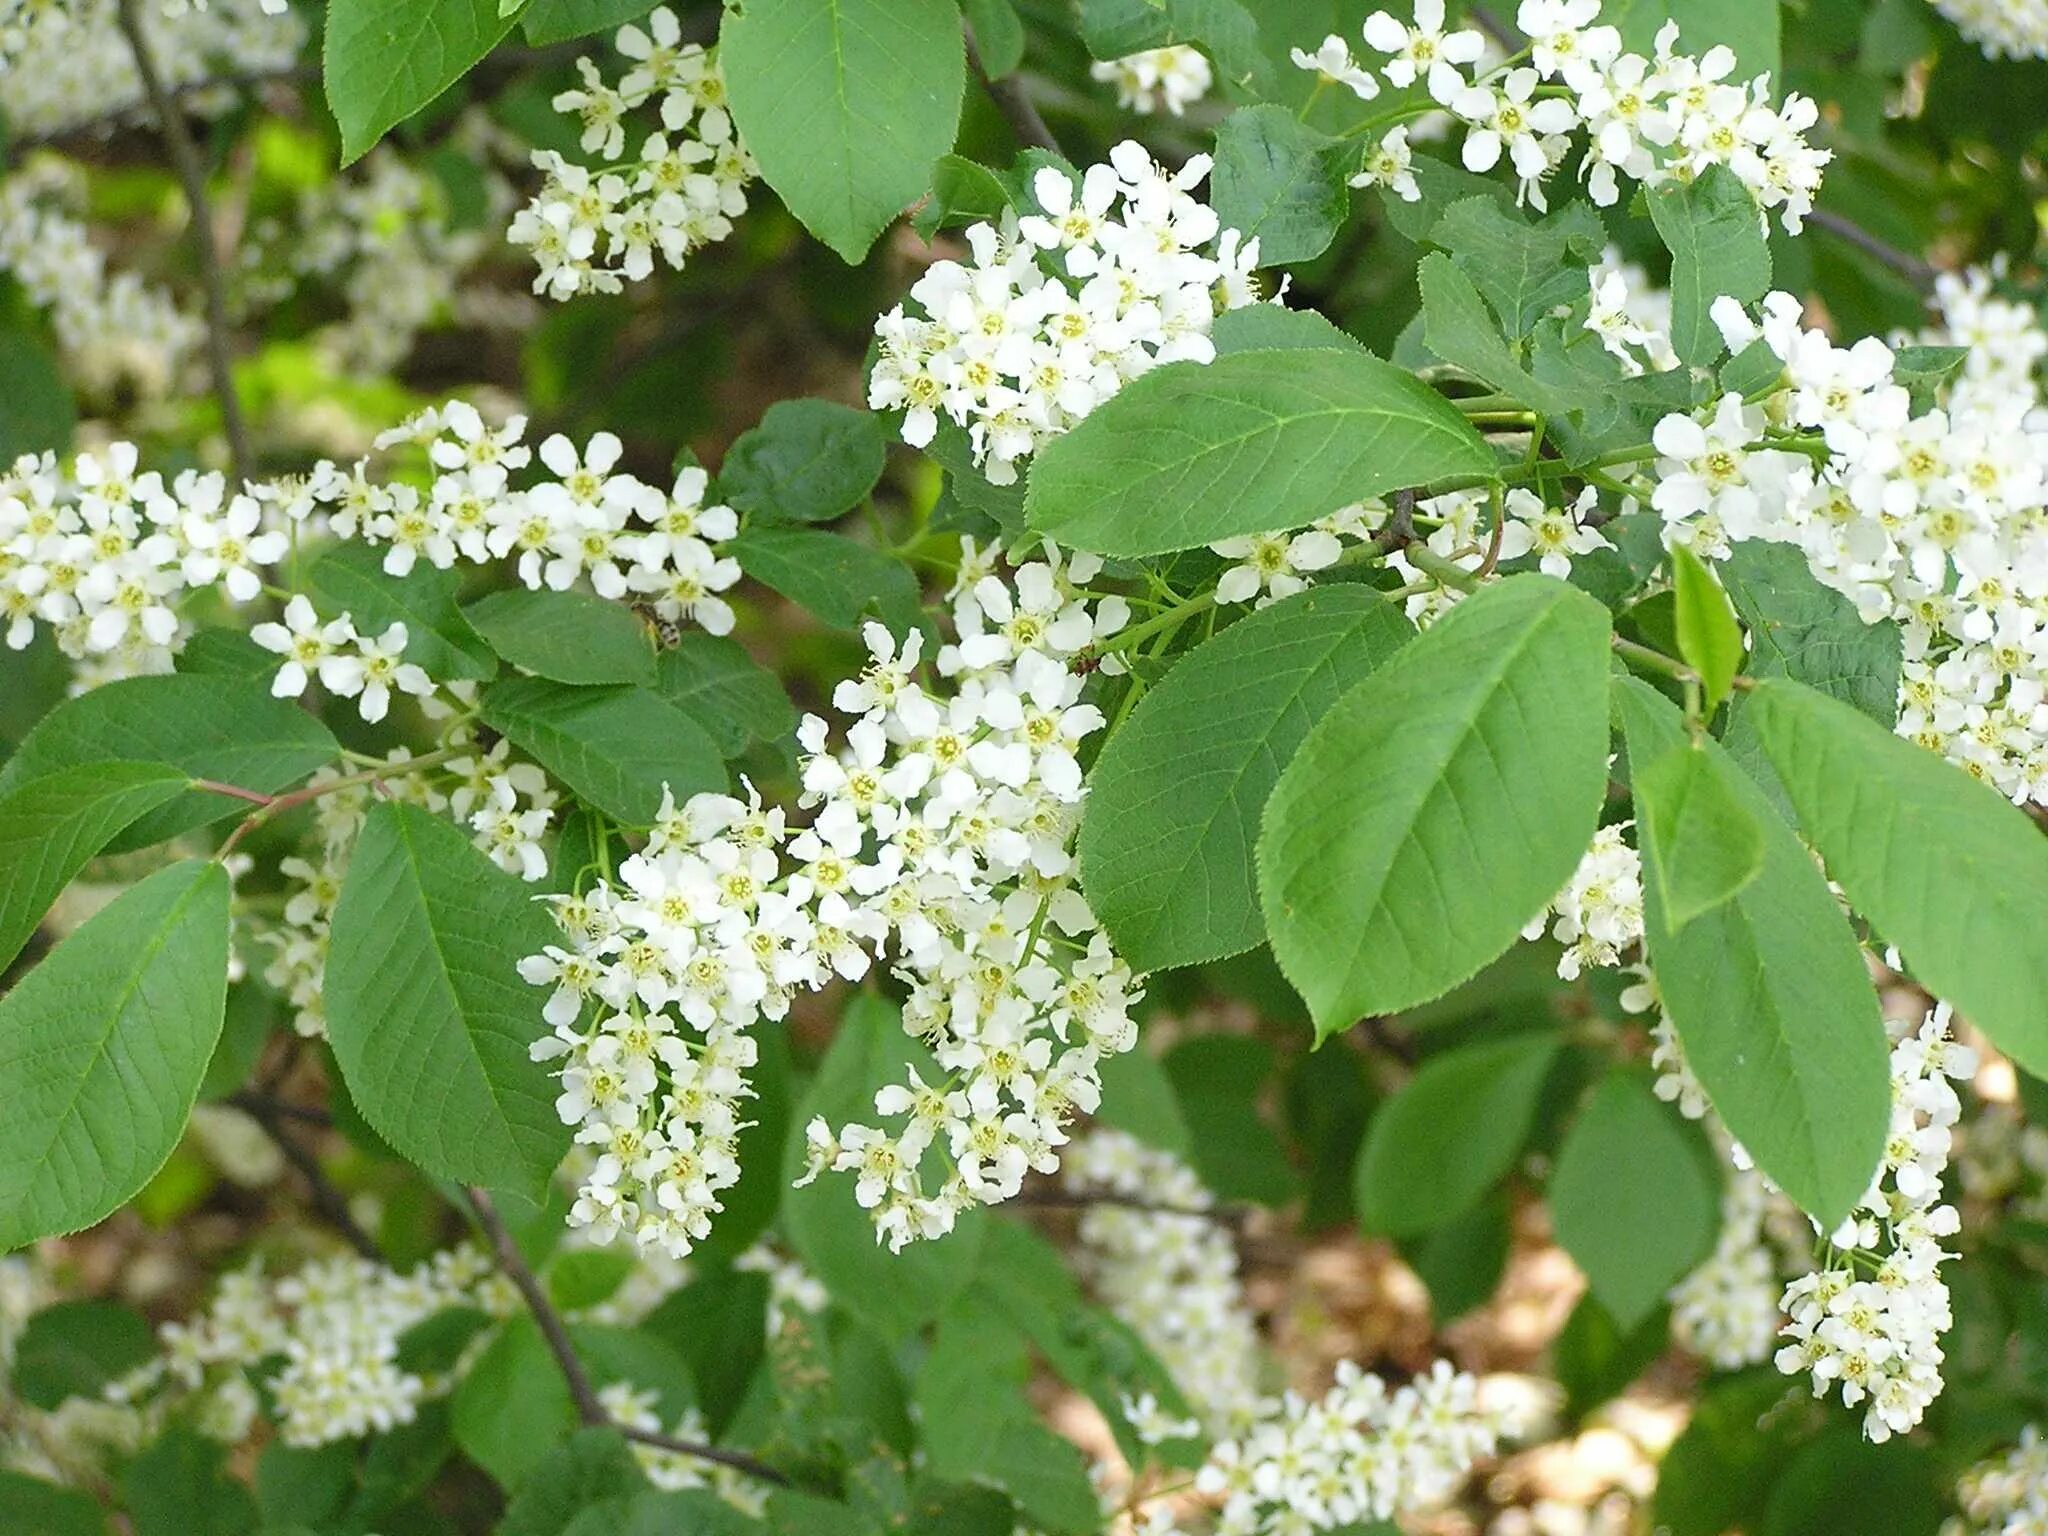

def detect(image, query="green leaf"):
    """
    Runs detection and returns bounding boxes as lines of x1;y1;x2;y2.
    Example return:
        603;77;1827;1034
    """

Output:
1549;1071;1718;1329
1075;0;1268;90
519;0;656;44
1651;1368;1802;1536
651;634;796;758
1612;0;1779;81
1094;1048;1194;1158
1635;745;1764;929
1890;343;1967;410
1210;304;1367;355
122;1428;259;1536
641;1267;769;1438
0;762;193;973
912;154;1014;239
1026;347;1494;557
720;399;889;525
174;628;279;682
0;859;228;1249
1417;252;1569;417
731;525;922;632
0;1470;107;1536
1646;166;1772;366
566;1492;767;1536
462;589;657;686
1760;1428;1939;1536
1668;543;1742;710
452;1317;577;1489
0;675;338;851
255;1441;356;1531
1400;1189;1510;1321
1553;1293;1669;1421
1718;542;1899;723
498;1427;645;1532
325;802;569;1195
916;1303;1100;1535
0;329;76;461
324;0;520;163
780;995;985;1339
1209;106;1349;266
721;0;965;262
1616;678;1888;1227
481;678;725;826
1081;587;1410;972
1163;1035;1297;1205
1259;576;1613;1035
1354;1033;1559;1237
1431;196;1606;338
307;543;497;683
1748;678;2048;1077
10;1300;155;1408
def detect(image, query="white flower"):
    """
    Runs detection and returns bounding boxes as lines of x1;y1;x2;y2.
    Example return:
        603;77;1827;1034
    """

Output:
1361;0;1486;99
251;595;354;699
1289;34;1379;99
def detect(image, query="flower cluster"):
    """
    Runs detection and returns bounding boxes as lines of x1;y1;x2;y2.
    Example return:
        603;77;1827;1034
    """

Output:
0;444;286;686
1090;45;1214;116
0;164;202;401
108;1247;514;1448
0;0;299;137
1776;1004;1974;1441
509;7;756;300
599;1380;766;1513
524;543;1139;1256
1193;1360;1504;1534
1584;250;1680;375
1668;1158;1782;1369
1301;0;1829;224
1520;820;1644;978
1955;1426;2048;1535
1930;0;2048;61
276;401;744;633
1640;281;2048;805
1062;1129;1263;1430
870;141;1264;484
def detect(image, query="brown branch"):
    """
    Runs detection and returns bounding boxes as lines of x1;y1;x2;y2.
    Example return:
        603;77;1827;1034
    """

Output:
1372;486;1420;552
224;1088;333;1128
114;0;252;485
964;21;1059;154
231;1094;381;1260
461;1187;792;1486
1807;208;1937;290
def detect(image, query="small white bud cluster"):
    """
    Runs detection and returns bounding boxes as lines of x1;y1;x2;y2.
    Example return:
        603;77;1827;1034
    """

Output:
1643;281;2048;806
108;1247;515;1449
509;6;756;300
0;0;298;138
597;1380;766;1513
1089;45;1215;117
1192;1359;1504;1534
1955;1425;2048;1535
0;167;203;402
1062;1128;1263;1430
1776;1003;1976;1442
1303;0;1829;224
0;444;287;687
869;141;1266;485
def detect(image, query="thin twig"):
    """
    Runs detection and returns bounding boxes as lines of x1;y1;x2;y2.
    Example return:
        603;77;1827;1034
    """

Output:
224;1088;333;1128
963;21;1060;153
1372;486;1420;552
461;1187;792;1486
1468;6;1523;51
232;1095;381;1260
114;0;252;485
1807;208;1937;290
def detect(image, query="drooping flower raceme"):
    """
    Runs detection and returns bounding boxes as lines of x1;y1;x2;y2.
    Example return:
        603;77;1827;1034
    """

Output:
1928;0;2048;61
869;140;1265;484
1090;45;1214;116
523;543;1143;1257
508;7;757;299
1956;1426;2048;1534
1775;1004;1974;1442
1062;1129;1263;1430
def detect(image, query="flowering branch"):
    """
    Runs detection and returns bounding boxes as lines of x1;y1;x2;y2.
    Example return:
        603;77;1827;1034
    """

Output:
114;0;253;485
460;1187;792;1487
964;20;1060;153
